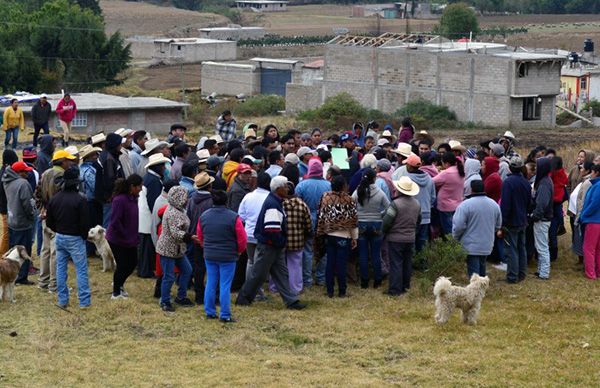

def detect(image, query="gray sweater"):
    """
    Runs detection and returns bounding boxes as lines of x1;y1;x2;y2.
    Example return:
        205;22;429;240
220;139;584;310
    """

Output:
2;168;34;231
352;184;390;222
452;194;502;256
383;196;421;243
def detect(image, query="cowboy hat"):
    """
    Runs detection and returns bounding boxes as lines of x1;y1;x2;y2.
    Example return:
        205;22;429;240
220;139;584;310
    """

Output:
381;129;395;139
144;153;171;169
394;176;420;196
449;140;467;153
91;133;107;145
141;139;172;156
244;128;257;140
79;145;102;160
115;128;134;137
209;134;224;144
194;172;215;189
503;131;515;140
64;146;79;156
414;130;435;145
392;142;413;158
196;149;210;163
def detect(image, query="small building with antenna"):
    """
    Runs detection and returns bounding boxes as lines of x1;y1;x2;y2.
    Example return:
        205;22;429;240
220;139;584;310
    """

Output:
285;33;566;128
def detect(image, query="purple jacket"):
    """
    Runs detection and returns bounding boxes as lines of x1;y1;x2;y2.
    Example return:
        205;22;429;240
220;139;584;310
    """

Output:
106;194;139;247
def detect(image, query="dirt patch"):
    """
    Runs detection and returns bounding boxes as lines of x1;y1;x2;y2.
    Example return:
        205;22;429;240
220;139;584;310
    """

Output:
100;0;230;37
138;64;202;90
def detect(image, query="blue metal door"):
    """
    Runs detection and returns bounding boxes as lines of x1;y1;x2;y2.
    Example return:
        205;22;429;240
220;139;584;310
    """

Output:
260;68;291;96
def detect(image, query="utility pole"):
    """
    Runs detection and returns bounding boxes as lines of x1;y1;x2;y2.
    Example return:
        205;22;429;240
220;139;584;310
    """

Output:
177;57;187;120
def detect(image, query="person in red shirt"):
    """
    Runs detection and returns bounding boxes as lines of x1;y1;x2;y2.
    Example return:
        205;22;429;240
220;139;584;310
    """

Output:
550;156;569;261
482;157;502;203
55;93;77;147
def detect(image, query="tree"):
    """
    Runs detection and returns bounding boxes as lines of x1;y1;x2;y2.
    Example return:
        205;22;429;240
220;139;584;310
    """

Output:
435;2;480;39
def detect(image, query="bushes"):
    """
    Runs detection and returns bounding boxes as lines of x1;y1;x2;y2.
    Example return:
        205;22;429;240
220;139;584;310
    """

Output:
582;100;600;117
235;94;285;117
412;239;467;296
297;93;368;128
394;99;459;129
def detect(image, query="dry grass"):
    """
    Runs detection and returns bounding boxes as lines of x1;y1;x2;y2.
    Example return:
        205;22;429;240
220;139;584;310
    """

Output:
0;232;599;386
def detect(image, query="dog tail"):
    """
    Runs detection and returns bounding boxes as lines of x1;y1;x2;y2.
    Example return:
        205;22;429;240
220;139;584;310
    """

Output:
433;277;452;297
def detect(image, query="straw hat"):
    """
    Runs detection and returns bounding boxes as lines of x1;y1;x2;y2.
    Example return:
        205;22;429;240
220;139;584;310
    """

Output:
144;153;170;169
392;142;413;158
196;149;210;163
79;145;102;160
64;146;79;156
394;176;420;196
503;131;516;140
244;128;257;140
209;134;224;144
194;172;215;189
449;140;466;153
91;133;106;145
115;128;134;137
381;130;394;139
141;139;172;156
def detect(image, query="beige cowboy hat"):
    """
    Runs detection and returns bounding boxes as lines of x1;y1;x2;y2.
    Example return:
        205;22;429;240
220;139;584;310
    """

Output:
209;134;224;144
79;145;102;160
394;176;420;196
115;128;134;137
141;139;172;156
449;140;467;153
392;142;413;158
381;129;395;139
144;153;170;169
196;149;210;164
91;133;107;145
244;128;257;140
64;146;79;156
194;172;215;190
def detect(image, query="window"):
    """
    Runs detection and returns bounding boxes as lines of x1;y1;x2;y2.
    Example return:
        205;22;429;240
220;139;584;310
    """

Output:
56;112;88;128
522;97;541;121
177;45;182;51
518;63;529;78
581;77;587;90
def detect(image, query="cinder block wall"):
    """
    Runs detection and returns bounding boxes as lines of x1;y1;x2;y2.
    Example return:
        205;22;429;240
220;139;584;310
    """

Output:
286;82;323;113
201;63;259;96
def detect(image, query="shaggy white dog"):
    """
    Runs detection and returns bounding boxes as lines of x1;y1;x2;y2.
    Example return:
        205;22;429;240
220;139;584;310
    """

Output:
434;274;490;325
87;225;116;272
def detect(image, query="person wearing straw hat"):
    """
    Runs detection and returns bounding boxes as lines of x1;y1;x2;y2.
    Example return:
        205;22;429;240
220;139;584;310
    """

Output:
405;154;436;253
79;144;103;255
90;133;107;150
64;146;80;165
138;152;171;278
391;142;414;181
137;139;172;177
382;176;421;296
115;128;135;178
35;150;76;292
186;172;214;304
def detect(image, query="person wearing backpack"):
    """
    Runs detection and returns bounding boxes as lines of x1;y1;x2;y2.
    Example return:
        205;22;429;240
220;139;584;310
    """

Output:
95;134;124;228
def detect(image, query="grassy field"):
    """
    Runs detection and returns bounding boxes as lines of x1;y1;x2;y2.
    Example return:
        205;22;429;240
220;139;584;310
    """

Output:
1;234;599;386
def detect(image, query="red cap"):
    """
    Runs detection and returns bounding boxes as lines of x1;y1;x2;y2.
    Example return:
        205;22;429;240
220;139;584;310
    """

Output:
12;161;33;173
236;163;252;174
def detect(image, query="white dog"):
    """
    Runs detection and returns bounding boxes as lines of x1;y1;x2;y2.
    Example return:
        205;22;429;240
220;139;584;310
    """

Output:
87;225;116;272
0;246;30;303
434;274;490;325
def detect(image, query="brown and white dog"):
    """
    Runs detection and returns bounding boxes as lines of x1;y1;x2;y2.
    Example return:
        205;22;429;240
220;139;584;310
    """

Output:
0;246;30;303
87;225;116;272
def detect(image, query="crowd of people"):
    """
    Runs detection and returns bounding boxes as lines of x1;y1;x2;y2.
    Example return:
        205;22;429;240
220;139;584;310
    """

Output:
1;110;599;322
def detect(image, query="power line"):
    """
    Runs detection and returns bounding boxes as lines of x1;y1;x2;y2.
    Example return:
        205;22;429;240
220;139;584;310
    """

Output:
0;20;107;32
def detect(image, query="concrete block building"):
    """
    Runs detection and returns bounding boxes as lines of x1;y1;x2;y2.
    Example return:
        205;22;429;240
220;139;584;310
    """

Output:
286;33;565;128
236;1;288;12
153;38;237;65
0;93;188;135
199;26;266;41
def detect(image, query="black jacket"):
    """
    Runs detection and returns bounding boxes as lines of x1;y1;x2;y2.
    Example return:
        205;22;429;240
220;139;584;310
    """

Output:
207;169;227;191
36;135;55;175
31;101;52;125
96;150;124;203
46;190;90;239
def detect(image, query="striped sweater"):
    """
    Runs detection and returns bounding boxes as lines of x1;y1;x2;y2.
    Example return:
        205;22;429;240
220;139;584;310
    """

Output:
254;192;287;249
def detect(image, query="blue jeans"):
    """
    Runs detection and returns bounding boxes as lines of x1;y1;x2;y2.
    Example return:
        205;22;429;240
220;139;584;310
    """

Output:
504;227;527;282
35;214;43;257
204;260;236;319
358;221;383;283
160;255;192;305
55;234;91;307
4;127;19;149
439;211;455;236
325;236;350;296
467;255;487;277
302;237;313;287
534;221;551;278
8;228;32;282
415;223;430;253
102;203;112;229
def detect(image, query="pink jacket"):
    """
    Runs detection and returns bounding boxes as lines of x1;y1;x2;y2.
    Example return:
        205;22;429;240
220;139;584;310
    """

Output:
420;165;439;178
56;98;77;123
432;165;464;212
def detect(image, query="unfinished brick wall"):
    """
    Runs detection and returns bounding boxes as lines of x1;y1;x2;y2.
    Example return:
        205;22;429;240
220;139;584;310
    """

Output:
201;62;259;96
286;83;323;113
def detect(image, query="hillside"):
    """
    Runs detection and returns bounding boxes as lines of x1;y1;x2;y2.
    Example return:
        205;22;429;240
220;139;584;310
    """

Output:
100;0;230;37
